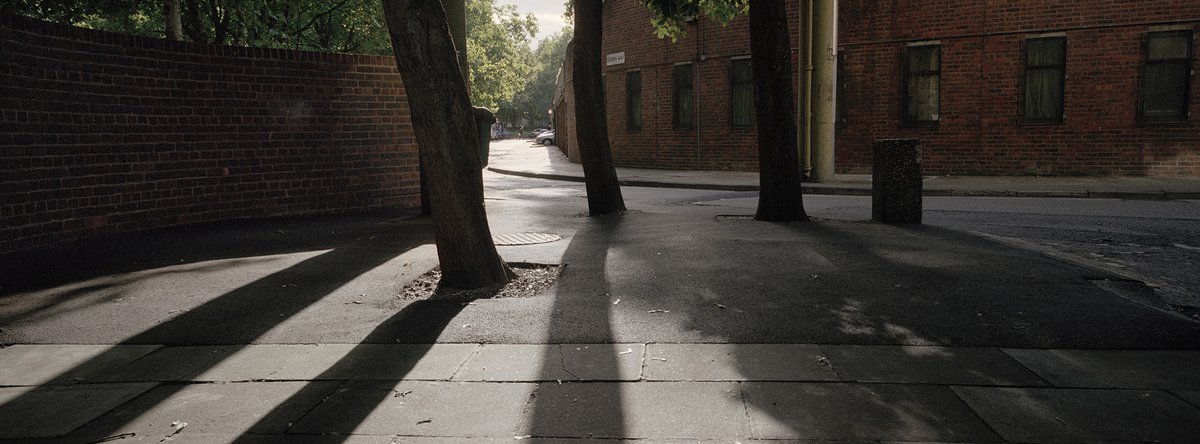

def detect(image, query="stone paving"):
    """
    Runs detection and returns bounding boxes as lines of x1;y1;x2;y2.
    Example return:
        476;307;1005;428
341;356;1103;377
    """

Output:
2;343;1199;442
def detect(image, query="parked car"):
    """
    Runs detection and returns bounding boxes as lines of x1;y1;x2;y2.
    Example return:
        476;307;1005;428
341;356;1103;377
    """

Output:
526;128;548;138
534;131;555;146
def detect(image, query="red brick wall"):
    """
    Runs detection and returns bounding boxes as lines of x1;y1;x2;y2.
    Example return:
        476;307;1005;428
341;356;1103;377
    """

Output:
601;1;801;171
601;0;1200;176
0;15;420;254
838;0;1200;176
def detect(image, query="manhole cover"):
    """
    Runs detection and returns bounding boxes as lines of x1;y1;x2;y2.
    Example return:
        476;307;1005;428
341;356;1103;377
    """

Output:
493;232;562;246
714;215;754;222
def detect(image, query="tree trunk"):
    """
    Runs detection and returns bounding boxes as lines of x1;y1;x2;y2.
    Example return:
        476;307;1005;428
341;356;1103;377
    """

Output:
166;0;184;41
571;1;626;216
381;0;513;289
749;0;808;222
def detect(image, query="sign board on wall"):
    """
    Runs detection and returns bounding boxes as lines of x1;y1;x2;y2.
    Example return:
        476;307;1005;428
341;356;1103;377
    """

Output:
606;52;625;66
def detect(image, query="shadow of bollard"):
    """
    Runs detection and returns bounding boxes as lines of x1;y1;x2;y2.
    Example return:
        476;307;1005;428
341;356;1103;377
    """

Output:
872;139;923;225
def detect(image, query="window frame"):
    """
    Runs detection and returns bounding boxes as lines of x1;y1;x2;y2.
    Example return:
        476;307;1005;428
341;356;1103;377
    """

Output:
626;69;642;130
1138;30;1194;123
729;56;754;128
901;42;942;127
672;62;695;129
1019;36;1068;125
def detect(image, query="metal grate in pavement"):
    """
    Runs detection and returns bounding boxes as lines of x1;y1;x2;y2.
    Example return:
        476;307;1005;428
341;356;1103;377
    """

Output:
492;232;562;246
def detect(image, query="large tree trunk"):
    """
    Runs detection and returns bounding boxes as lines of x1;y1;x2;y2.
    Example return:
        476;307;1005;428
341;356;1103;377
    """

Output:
166;0;184;41
381;0;512;289
572;1;626;216
750;0;808;222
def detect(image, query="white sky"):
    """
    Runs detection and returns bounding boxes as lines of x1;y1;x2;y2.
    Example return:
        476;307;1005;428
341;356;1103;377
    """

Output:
501;0;570;47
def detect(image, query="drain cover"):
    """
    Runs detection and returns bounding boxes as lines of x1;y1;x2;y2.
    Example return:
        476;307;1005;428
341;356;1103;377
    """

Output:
714;215;754;222
493;232;562;246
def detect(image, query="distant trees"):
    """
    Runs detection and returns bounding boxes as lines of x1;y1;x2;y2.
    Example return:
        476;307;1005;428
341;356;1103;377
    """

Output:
4;0;565;127
506;28;573;128
465;0;537;117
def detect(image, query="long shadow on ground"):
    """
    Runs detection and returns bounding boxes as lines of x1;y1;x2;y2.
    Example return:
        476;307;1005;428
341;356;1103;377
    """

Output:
0;212;432;441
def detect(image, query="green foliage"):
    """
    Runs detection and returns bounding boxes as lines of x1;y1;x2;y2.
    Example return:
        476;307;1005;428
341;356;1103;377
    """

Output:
466;0;538;113
640;0;747;41
4;0;393;54
501;27;573;127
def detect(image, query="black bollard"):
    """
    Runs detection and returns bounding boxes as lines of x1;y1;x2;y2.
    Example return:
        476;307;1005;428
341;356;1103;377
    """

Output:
872;139;923;224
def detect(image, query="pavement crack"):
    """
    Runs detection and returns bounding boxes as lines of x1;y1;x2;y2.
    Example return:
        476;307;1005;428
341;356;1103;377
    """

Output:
557;345;580;381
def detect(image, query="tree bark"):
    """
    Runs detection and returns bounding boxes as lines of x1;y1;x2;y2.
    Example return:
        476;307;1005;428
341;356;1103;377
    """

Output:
381;0;513;289
571;1;626;216
166;0;184;41
749;0;808;222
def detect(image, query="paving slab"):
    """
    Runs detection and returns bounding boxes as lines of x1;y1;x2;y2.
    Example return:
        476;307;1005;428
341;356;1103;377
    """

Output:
643;344;836;381
65;381;341;442
952;386;1200;443
520;381;747;439
0;382;157;438
1002;349;1200;389
290;380;534;437
161;434;395;443
191;344;319;381
822;345;1046;386
454;344;644;381
742;382;1000;442
270;344;478;380
0;344;160;385
97;345;233;382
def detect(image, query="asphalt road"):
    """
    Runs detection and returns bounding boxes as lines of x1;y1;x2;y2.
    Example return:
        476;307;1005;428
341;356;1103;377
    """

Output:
686;191;1200;318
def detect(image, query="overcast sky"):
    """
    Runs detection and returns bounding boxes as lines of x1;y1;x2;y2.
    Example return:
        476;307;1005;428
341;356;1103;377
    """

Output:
503;0;569;47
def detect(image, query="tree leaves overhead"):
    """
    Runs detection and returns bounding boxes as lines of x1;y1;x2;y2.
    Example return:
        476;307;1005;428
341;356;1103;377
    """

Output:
8;0;569;126
640;0;747;41
5;0;393;54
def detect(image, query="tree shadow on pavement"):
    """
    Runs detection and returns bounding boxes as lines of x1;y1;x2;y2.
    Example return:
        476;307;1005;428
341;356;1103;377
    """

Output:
684;218;1200;441
0;211;425;333
0;213;433;442
524;213;627;441
226;298;468;443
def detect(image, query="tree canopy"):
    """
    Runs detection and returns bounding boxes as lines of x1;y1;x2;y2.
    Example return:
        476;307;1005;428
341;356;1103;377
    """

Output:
464;0;537;114
5;0;566;124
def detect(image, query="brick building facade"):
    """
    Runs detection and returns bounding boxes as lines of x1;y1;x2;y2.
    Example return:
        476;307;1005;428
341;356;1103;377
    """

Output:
1;15;420;254
596;0;1199;176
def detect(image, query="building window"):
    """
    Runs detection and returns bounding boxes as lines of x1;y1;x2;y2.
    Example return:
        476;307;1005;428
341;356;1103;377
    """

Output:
730;57;753;127
672;63;694;128
902;43;940;126
1139;31;1193;122
626;70;642;130
1021;37;1066;123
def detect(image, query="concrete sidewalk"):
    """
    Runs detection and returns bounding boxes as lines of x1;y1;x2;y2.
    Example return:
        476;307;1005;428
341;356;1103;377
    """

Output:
2;343;1200;442
488;139;1200;199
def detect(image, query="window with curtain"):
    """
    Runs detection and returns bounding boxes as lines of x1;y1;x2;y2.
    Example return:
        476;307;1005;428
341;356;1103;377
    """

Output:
902;44;940;126
673;63;694;129
730;58;753;127
1140;31;1193;122
626;70;642;130
1022;37;1067;123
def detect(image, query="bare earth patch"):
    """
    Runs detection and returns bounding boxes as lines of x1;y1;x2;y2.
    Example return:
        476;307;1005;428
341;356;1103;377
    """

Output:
398;262;563;302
